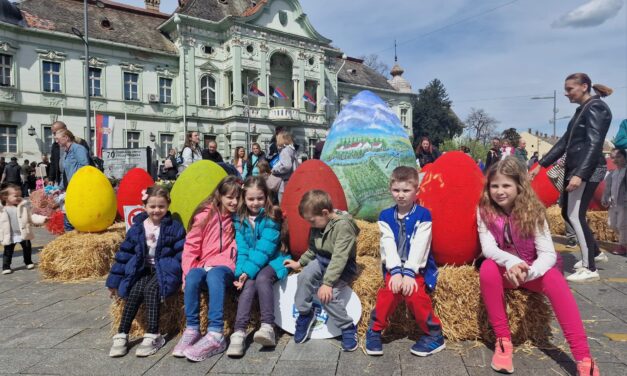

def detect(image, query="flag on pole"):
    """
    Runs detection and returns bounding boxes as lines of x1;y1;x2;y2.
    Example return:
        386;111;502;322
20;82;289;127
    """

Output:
249;84;265;97
95;114;115;158
272;87;288;99
303;90;317;106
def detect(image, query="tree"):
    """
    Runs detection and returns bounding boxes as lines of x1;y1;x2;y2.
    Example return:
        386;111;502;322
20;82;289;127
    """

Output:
412;79;464;147
464;108;499;144
359;54;390;76
501;128;521;147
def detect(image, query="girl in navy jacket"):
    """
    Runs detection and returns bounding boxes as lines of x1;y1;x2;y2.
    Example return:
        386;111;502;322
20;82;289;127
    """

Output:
106;186;186;358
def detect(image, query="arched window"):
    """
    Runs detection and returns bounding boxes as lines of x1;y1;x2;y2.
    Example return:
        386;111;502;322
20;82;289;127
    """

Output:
200;75;216;106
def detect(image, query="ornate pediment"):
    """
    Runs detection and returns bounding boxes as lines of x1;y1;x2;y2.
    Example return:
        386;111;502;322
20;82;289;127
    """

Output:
36;49;66;62
156;66;178;78
199;61;219;72
88;57;107;68
0;41;18;54
119;62;144;73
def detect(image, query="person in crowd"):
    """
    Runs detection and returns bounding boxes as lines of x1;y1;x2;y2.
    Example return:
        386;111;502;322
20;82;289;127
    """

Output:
601;148;627;255
20;159;31;197
530;73;613;282
48;121;90;186
38;155;50;181
0;157;6;179
415;137;441;168
256;160;280;204
202;140;224;163
55;129;90;231
227;177;291;357
313;140;325;160
527;152;539;168
500;140;514;160
106;187;186;357
365;166;444;357
479;158;599;376
271;131;298;203
477;158;486;172
160;148;179;181
613;119;627;150
0;184;46;275
243;142;266;178
181;131;203;168
173;176;241;362
232;147;247;176
283;190;360;351
266;126;284;162
514;139;528;164
485;137;502;172
1;157;22;186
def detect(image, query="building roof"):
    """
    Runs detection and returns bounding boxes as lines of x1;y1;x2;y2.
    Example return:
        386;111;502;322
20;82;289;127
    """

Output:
388;62;412;93
0;0;24;26
17;0;177;54
177;0;259;22
329;57;397;92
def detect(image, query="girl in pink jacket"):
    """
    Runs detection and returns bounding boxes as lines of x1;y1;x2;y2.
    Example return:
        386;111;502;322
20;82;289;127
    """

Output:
172;176;241;362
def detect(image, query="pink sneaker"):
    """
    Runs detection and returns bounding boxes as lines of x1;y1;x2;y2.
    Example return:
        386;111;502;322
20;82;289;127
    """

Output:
183;332;226;362
491;337;514;374
172;328;201;358
577;357;600;376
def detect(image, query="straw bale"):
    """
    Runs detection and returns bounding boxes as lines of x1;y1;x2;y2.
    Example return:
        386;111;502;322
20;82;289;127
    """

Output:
546;205;617;242
546;205;565;236
39;223;126;282
355;220;381;258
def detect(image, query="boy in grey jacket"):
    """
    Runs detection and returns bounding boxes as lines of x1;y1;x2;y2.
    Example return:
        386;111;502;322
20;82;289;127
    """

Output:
602;148;627;255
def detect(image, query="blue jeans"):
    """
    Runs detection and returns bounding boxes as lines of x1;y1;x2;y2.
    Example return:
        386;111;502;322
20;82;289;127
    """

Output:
63;214;74;232
184;266;234;333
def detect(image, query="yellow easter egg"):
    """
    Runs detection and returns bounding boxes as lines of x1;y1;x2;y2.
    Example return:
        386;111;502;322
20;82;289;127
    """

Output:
66;166;117;232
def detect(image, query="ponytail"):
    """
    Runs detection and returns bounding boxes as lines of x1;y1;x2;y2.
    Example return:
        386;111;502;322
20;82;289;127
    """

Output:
566;73;613;97
592;84;613;98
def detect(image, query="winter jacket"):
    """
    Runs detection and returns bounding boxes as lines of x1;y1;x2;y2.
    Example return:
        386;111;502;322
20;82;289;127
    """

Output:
271;144;298;193
415;147;441;168
105;212;186;299
62;142;90;189
182;205;237;281
614;119;627;150
244;152;266;178
0;200;46;245
234;209;290;280
298;210;359;287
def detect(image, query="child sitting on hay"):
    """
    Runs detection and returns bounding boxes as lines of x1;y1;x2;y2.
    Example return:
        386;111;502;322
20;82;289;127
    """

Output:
478;157;599;376
365;167;444;357
602;148;627;255
106;186;186;358
284;190;360;352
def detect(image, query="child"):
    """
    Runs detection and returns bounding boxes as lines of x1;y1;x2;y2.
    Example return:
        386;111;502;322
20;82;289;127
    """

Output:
602;148;627;255
478;157;599;375
106;186;186;357
257;160;281;202
500;140;514;160
173;176;241;362
226;176;291;357
0;184;46;274
365;167;444;357
283;190;360;351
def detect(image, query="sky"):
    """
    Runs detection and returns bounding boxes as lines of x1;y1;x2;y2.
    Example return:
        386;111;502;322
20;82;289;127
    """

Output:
122;0;626;139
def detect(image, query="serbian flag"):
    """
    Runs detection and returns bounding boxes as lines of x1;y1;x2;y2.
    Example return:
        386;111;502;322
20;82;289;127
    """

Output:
303;90;317;106
95;114;115;158
272;87;288;99
249;84;265;97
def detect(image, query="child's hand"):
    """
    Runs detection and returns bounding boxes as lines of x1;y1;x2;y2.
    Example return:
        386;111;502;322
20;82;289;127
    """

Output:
234;273;248;290
505;263;529;288
317;285;333;304
283;259;302;270
388;274;403;294
401;276;418;296
108;288;117;299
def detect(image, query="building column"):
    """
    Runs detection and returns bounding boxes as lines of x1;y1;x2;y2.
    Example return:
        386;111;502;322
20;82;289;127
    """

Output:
232;39;243;105
298;57;305;111
292;78;299;109
317;56;326;114
259;44;268;108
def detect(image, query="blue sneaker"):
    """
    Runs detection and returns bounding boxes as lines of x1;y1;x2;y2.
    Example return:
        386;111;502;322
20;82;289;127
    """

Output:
365;329;383;356
341;324;358;352
410;334;445;356
294;311;315;344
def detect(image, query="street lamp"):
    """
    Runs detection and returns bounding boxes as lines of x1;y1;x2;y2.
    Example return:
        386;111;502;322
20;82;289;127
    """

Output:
27;125;36;136
149;132;156;142
531;90;558;138
243;75;260;151
71;6;91;155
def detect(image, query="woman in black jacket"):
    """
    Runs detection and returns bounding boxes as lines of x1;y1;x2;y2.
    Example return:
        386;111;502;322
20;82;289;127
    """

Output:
415;137;441;168
530;73;613;282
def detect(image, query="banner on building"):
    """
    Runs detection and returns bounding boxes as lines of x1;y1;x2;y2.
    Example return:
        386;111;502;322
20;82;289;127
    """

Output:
102;147;152;180
95;114;115;158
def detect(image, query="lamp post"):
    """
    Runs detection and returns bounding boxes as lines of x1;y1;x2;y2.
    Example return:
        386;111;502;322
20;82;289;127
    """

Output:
71;7;91;154
531;90;558;138
27;125;36;137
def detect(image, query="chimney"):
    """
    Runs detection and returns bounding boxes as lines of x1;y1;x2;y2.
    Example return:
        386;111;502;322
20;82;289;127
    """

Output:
145;0;160;11
528;128;531;134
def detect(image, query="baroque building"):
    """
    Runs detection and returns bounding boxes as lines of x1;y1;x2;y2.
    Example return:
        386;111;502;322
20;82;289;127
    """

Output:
0;0;415;161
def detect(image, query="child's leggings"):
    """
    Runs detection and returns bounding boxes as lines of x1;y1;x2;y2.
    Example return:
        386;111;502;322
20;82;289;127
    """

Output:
184;266;234;334
370;273;442;336
233;265;277;332
3;240;32;270
479;259;590;361
118;271;160;334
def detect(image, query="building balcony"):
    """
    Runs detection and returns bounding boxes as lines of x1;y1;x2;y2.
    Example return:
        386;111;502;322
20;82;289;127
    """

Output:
269;107;300;121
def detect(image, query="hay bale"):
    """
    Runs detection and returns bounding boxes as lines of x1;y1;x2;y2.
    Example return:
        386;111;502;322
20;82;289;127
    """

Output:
547;205;618;243
355;220;380;258
38;223;125;282
351;256;384;338
546;205;565;236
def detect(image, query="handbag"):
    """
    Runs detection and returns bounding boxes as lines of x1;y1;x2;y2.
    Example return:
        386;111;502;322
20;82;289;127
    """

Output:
265;174;282;192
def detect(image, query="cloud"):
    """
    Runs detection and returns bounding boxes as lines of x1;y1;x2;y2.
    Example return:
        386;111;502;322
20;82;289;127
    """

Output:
552;0;624;28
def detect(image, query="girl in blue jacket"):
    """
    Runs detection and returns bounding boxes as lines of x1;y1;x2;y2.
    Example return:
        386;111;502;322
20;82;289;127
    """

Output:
226;176;291;357
106;186;186;358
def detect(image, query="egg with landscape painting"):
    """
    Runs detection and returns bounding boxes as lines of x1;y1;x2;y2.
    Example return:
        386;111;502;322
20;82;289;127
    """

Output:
116;168;154;217
320;90;416;222
65;166;117;232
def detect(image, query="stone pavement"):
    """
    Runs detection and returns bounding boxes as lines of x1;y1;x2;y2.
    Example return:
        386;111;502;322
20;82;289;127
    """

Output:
0;229;626;375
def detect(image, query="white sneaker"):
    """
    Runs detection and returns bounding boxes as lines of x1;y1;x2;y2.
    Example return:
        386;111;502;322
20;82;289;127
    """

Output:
574;253;609;269
253;323;276;347
566;268;600;283
109;333;129;357
2;269;12;275
26;264;35;270
226;330;246;357
135;333;165;357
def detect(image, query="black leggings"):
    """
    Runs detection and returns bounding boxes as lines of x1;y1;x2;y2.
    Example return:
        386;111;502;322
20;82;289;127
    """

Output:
3;240;32;270
561;181;600;271
118;271;161;334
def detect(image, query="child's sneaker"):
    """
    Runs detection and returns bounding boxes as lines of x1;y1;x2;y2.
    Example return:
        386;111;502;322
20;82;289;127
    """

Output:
184;332;226;362
410;333;445;356
365;329;383;356
294;310;315;344
172;328;201;357
226;330;246;357
26;264;35;270
491;337;514;374
253;323;276;347
576;357;600;376
109;333;128;358
135;333;165;357
341;324;358;352
2;269;12;275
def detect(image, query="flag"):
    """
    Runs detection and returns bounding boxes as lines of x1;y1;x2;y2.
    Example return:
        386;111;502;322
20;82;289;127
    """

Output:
95;114;115;158
303;90;317;106
272;87;288;99
249;84;265;97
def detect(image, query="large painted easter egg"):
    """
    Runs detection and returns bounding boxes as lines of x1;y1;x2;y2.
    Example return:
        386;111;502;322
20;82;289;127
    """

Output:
529;163;560;208
281;160;348;259
418;152;484;266
116;168;154;217
170;160;227;227
320;90;415;222
66;166;117;232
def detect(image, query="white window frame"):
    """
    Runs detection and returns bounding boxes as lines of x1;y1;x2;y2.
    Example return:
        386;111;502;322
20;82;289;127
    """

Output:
89;67;103;97
123;72;140;101
42;125;53;154
126;130;141;148
159;77;172;104
42;61;62;93
0;125;17;153
200;75;216;107
159;132;174;157
0;53;13;87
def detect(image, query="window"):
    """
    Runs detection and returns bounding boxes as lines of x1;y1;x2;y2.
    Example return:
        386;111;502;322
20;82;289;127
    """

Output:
308;138;318;159
42;61;61;93
0;125;17;153
123;72;139;101
126;131;140;148
159;77;172;104
0;54;12;86
43;126;53;154
88;67;102;97
160;133;174;157
203;135;216;150
200;76;216;106
400;108;408;127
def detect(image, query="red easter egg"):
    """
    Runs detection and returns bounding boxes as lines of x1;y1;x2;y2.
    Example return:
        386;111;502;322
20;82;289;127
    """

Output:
116;168;154;217
281;160;348;259
589;180;606;211
418;152;484;266
606;157;617;171
529;163;560;208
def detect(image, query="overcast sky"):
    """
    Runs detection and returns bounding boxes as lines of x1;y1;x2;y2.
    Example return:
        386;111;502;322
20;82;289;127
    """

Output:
123;0;626;139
